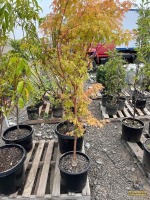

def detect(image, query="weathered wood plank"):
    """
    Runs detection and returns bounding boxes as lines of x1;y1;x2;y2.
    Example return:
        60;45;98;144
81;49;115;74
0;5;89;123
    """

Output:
51;194;91;200
127;142;143;162
117;110;124;118
100;104;109;119
37;140;54;197
9;141;36;198
82;177;90;196
122;134;150;185
129;100;144;116
22;140;45;197
122;107;131;117
143;107;150;115
125;101;138;116
122;89;130;97
21;118;63;125
52;147;61;197
135;107;144;116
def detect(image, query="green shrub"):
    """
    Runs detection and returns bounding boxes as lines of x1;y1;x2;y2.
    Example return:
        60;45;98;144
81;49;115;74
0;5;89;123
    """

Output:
96;65;107;87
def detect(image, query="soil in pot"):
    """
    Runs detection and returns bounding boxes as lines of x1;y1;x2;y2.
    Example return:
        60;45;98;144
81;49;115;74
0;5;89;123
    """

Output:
26;106;39;120
0;144;26;195
121;118;144;142
59;151;90;192
2;125;33;152
55;121;84;154
143;139;150;171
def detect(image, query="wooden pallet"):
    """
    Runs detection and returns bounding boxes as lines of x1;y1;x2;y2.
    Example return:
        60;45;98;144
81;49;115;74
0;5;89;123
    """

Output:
100;100;150;119
22;102;63;125
1;140;90;200
121;133;150;184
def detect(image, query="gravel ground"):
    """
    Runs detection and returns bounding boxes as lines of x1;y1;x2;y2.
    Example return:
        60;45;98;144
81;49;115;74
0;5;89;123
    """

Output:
0;90;150;199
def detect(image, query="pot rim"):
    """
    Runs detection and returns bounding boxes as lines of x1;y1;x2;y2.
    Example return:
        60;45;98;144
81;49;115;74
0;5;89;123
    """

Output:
2;124;33;143
26;105;39;110
58;151;90;175
143;138;150;153
0;144;26;177
122;117;145;129
55;121;85;139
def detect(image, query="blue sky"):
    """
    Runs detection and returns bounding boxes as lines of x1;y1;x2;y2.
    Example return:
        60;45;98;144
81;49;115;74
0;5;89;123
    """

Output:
37;0;142;16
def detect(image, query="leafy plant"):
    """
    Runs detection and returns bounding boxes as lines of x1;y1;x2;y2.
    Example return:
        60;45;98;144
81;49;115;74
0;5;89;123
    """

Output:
96;65;107;88
104;50;127;104
131;0;150;123
0;0;41;133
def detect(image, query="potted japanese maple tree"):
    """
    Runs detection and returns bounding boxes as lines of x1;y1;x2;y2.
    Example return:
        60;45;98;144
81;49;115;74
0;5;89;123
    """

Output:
40;0;133;192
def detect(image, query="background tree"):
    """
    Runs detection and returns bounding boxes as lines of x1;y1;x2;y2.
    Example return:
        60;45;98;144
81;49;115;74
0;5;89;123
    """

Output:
0;0;41;133
131;0;150;121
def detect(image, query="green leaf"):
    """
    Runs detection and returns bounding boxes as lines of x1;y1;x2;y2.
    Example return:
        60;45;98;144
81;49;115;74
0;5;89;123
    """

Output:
17;81;24;94
4;10;8;28
18;97;24;109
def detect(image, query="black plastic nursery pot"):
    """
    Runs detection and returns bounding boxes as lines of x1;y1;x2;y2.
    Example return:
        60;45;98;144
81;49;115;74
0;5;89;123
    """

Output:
101;94;112;107
135;99;147;109
59;151;90;192
2;125;33;152
143;139;150;171
26;106;39;120
105;101;118;115
121;118;144;143
117;97;126;110
55;121;84;154
0;144;26;195
52;107;63;118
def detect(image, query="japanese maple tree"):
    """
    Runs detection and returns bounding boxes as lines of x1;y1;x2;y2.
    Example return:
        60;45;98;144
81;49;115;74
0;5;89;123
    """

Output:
40;0;133;165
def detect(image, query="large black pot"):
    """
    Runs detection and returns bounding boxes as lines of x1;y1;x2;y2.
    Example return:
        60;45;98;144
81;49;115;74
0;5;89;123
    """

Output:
101;94;112;107
26;106;39;120
55;121;83;154
59;151;90;192
117;97;126;110
52;107;63;118
135;99;147;109
0;144;26;195
2;125;33;152
121;118;144;142
105;101;118;115
143;139;150;171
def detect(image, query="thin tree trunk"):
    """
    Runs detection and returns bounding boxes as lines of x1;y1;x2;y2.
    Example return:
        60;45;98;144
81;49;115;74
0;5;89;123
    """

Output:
16;106;20;129
72;135;77;165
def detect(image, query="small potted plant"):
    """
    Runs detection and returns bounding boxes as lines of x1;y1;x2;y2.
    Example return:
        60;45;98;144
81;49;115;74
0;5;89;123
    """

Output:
51;96;63;118
26;89;44;120
2;53;34;152
96;64;110;106
104;50;127;115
